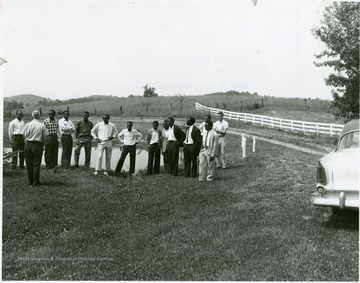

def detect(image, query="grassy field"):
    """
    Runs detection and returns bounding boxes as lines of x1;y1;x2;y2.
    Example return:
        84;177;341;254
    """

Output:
2;123;358;280
7;93;340;124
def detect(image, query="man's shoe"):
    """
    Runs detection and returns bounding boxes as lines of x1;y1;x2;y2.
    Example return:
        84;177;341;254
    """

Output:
94;171;99;176
103;171;109;176
53;166;58;174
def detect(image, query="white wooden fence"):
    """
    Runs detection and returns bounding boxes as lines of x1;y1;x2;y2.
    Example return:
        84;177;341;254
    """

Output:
195;102;344;136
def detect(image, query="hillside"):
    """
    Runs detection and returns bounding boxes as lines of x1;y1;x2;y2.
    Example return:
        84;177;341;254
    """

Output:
7;97;337;124
3;92;338;124
4;94;49;107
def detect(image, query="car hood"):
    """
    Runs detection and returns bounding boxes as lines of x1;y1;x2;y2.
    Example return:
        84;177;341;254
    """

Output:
320;148;360;191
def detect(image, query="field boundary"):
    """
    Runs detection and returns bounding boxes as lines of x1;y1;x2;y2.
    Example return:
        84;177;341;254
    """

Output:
195;102;344;136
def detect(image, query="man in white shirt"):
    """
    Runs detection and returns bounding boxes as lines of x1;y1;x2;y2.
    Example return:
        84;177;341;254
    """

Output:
183;117;202;178
8;110;25;169
213;111;229;169
115;121;142;176
145;120;162;175
23;110;49;186
161;119;170;173
199;121;219;182
58;110;75;168
165;117;185;176
91;114;118;176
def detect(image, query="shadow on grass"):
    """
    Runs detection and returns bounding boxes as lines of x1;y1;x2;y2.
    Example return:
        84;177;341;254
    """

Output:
323;210;359;231
2;169;24;177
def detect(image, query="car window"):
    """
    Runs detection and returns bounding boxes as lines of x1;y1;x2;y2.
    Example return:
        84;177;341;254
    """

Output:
338;131;359;149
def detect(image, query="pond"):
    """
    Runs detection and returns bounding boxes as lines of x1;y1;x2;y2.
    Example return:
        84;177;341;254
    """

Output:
5;146;184;172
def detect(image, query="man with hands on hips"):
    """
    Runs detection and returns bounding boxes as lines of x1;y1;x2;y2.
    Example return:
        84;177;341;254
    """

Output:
91;114;118;176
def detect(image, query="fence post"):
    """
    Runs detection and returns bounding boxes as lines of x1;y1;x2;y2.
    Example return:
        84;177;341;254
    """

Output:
252;136;256;153
291;121;294;132
242;134;247;159
302;122;305;134
330;125;333;137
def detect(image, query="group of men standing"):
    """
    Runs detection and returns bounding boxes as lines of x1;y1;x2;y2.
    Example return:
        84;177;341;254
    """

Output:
8;109;229;186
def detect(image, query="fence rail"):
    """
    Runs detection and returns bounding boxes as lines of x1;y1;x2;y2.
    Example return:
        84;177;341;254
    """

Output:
195;102;344;136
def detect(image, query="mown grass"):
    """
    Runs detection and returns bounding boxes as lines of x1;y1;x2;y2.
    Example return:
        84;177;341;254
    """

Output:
2;133;358;281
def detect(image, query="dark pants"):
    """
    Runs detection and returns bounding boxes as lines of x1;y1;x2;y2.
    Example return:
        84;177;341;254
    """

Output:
61;135;73;168
183;144;198;178
45;135;59;168
163;150;170;173
74;138;92;167
167;141;180;176
147;143;161;175
115;145;136;174
11;135;25;168
25;141;43;186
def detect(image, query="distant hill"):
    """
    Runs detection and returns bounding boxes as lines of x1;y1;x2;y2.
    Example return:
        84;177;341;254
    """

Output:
4;94;51;107
205;90;258;96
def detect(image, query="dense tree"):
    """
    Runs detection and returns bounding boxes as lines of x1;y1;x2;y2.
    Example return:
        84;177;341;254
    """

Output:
4;100;24;110
143;84;158;97
313;2;359;120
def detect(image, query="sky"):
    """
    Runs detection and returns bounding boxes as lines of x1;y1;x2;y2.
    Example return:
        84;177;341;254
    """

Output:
1;0;335;100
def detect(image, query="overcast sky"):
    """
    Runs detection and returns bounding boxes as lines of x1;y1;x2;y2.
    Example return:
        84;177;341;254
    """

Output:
1;0;334;100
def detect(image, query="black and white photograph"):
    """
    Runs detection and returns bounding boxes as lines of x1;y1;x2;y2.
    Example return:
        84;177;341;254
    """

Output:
1;0;359;281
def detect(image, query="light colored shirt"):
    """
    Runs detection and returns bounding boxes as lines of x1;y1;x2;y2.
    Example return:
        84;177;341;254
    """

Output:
199;122;206;133
118;128;142;145
162;128;168;152
23;119;49;142
166;126;177;141
58;117;75;135
91;122;118;142
184;125;194;145
214;120;229;137
146;128;161;145
202;130;210;148
8;118;25;140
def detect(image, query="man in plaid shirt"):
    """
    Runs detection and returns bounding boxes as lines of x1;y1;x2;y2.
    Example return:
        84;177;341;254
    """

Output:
43;110;59;169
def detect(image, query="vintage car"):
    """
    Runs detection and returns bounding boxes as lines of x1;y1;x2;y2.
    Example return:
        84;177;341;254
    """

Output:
313;119;359;211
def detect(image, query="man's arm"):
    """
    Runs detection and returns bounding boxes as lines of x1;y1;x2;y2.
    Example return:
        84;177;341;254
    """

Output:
210;134;219;160
91;124;99;140
145;129;151;144
8;121;13;141
136;129;143;143
111;124;118;139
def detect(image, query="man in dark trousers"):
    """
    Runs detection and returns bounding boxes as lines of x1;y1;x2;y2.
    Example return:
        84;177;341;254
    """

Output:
161;119;170;173
164;117;185;176
23;110;49;186
8;110;25;169
145;120;162;175
115;121;142;176
74;111;93;168
43;109;59;169
183;117;202;178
